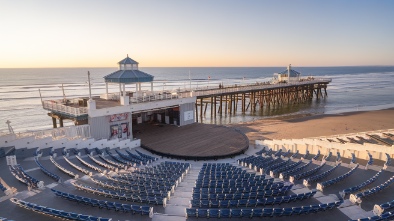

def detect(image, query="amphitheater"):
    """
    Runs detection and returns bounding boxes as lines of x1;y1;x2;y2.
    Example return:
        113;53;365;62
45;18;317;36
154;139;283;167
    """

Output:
0;125;393;221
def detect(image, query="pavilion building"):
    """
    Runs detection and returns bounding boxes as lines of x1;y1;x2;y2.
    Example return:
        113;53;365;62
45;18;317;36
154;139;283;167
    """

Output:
42;55;196;141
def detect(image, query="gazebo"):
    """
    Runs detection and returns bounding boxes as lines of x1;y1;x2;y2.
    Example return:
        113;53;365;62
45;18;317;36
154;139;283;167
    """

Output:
103;55;154;105
273;64;301;83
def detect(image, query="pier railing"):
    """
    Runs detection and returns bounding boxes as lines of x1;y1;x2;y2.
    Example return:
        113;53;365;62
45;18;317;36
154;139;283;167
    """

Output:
190;78;332;97
42;100;88;117
129;93;190;104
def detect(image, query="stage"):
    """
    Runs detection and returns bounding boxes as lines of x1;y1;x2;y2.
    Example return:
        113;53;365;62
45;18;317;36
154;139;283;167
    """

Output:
134;123;249;160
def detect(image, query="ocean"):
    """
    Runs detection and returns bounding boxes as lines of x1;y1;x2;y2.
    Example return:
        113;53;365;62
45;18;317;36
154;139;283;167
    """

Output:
1;66;394;133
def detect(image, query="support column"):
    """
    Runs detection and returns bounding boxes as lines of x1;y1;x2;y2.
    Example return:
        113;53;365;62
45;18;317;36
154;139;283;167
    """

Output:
52;117;57;128
119;83;122;96
151;82;154;92
105;82;108;97
59;118;64;127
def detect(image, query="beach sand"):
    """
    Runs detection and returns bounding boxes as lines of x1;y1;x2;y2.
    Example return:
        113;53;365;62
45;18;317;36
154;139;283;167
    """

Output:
232;108;394;142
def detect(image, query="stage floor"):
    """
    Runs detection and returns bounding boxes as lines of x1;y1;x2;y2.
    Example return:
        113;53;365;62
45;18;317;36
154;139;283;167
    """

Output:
133;123;249;160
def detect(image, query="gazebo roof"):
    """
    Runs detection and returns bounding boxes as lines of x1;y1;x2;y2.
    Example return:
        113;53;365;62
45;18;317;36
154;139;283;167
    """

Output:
104;70;154;83
278;68;301;77
118;55;139;65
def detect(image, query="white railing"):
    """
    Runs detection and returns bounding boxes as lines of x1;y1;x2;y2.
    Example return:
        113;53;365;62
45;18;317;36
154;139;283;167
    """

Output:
42;100;88;117
129;93;189;104
192;78;332;97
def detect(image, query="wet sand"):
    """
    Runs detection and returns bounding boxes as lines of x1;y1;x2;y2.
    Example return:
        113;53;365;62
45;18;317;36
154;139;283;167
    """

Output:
231;108;394;142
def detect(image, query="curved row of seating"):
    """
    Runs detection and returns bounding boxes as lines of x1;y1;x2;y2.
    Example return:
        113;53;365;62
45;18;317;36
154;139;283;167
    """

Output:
290;163;325;182
9;165;42;188
348;211;394;221
10;197;112;221
98;155;127;169
114;149;143;165
51;189;153;216
263;159;290;173
125;150;151;165
350;175;394;204
186;200;343;218
303;163;341;185
135;150;158;162
34;157;61;182
191;185;293;200
341;170;382;196
71;181;166;205
63;156;93;176
193;182;284;194
105;149;133;166
271;160;302;178
0;217;14;221
88;155;118;172
90;177;172;195
190;190;317;208
75;155;105;174
373;199;394;216
317;164;359;191
50;156;78;179
280;160;312;179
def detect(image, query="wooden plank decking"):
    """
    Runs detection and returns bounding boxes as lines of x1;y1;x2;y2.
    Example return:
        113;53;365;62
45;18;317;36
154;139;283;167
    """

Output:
134;123;249;159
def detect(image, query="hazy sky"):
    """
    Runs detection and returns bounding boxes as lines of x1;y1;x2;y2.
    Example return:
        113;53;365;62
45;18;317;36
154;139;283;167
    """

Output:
1;0;393;67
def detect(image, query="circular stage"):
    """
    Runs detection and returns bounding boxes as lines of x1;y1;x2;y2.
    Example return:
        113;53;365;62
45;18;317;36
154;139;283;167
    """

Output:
134;123;249;160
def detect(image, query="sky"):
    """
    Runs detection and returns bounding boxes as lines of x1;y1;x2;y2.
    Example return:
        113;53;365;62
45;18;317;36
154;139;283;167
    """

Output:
0;0;393;68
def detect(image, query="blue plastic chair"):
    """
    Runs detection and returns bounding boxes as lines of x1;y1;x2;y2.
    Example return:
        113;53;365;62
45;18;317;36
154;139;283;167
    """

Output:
186;208;197;218
219;208;231;218
242;208;253;218
231;208;242;218
209;208;219;218
263;208;273;217
197;208;208;218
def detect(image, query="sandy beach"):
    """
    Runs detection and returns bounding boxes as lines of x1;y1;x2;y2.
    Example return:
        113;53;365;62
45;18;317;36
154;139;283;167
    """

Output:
232;108;394;142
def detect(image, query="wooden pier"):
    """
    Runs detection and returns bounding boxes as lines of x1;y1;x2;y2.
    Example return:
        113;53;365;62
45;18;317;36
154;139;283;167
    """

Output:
190;78;331;121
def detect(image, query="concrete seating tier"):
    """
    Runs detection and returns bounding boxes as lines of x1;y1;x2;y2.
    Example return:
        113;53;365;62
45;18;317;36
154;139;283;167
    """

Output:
50;156;78;179
63;156;93;176
10;197;112;221
341;170;382;197
87;155;118;172
9;165;43;188
34;157;61;182
98;155;126;169
75;155;105;174
114;149;143;165
186;200;343;218
303;163;341;186
105;149;133;166
317;164;359;191
193;182;284;194
350;175;394;204
290;150;299;159
51;189;153;217
190;190;317;208
271;160;302;178
290;163;325;182
280;160;312;179
135;150;158;162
